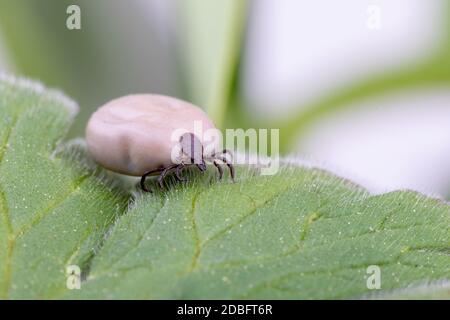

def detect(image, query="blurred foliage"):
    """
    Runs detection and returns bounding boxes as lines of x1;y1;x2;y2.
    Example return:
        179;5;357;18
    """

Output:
0;0;449;153
0;0;178;136
243;1;450;152
276;0;450;151
177;0;247;129
224;1;450;152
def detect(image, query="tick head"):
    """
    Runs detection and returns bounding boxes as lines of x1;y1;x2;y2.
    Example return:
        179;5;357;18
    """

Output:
179;132;204;164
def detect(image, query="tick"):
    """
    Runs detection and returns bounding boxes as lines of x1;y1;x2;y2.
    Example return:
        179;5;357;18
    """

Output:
86;94;235;192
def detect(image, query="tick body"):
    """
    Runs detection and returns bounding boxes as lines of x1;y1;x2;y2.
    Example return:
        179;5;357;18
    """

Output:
86;94;234;192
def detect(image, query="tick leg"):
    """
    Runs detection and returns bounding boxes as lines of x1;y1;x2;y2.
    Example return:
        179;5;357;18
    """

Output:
219;156;235;182
226;163;235;182
156;164;178;189
195;159;207;172
175;163;187;182
213;160;223;180
140;168;164;192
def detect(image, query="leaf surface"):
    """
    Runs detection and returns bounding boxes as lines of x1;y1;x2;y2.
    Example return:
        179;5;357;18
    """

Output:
0;74;127;299
67;167;450;299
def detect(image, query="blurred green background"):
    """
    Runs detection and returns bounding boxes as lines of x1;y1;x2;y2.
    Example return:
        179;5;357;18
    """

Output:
1;0;450;195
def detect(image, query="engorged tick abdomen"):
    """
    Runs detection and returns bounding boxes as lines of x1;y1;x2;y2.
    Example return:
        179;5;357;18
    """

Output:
86;94;217;176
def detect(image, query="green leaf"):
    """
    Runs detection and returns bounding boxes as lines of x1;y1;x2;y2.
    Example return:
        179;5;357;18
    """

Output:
65;167;449;299
0;74;448;299
0;74;128;299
